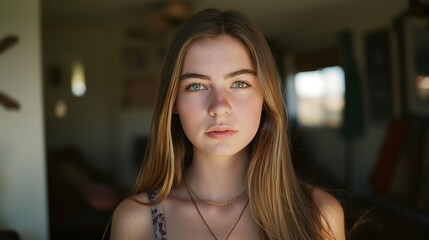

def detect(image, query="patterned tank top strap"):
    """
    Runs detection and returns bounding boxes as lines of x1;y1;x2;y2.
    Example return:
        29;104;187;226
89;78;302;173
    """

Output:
147;190;167;240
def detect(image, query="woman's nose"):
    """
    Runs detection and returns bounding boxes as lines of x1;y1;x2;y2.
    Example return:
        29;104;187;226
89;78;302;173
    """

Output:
207;88;232;117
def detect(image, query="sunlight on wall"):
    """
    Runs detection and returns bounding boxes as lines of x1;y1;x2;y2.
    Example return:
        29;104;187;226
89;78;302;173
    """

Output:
71;61;86;97
294;66;345;127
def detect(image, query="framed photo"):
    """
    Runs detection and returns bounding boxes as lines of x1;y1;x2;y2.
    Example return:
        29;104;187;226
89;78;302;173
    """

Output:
120;42;160;108
402;17;429;117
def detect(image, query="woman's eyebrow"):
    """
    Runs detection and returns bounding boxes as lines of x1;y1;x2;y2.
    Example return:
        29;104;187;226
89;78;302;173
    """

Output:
224;69;256;79
180;73;210;81
180;69;256;81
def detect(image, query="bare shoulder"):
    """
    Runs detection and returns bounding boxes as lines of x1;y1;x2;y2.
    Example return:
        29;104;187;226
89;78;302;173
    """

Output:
312;187;346;240
110;192;155;240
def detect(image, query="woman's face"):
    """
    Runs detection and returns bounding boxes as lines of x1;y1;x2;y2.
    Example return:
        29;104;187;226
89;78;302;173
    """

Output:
175;35;264;159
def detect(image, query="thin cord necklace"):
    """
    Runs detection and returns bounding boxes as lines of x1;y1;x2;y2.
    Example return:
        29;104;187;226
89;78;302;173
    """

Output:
187;181;246;207
184;178;249;240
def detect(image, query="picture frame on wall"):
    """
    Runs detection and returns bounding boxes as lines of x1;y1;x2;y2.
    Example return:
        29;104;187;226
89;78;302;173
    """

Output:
120;43;160;108
401;17;429;118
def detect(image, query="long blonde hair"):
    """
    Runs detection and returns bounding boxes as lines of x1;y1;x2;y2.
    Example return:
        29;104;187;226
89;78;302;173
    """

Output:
134;8;331;240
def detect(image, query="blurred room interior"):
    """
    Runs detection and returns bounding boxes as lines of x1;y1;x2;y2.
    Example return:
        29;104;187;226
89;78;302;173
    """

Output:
1;0;429;239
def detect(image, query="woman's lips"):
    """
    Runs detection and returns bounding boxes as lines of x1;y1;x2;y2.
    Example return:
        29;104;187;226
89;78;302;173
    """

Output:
206;130;236;139
205;125;237;139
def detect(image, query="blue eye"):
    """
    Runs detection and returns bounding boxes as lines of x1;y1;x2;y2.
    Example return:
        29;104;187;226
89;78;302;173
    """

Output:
231;81;250;88
186;83;206;92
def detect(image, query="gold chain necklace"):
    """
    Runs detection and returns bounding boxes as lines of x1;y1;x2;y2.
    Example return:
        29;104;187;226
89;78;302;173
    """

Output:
186;180;246;207
184;178;249;240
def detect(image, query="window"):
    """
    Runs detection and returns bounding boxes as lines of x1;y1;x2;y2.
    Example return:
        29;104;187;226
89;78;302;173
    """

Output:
291;66;345;127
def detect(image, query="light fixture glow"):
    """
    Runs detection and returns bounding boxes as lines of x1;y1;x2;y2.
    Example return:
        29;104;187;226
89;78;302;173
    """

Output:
54;100;67;118
71;61;86;97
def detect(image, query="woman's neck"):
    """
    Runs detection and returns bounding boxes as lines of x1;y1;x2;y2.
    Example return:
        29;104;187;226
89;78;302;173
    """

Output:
185;148;249;202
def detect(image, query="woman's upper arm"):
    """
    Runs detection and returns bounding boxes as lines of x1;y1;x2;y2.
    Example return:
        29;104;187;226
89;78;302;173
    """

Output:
110;194;155;240
313;188;346;240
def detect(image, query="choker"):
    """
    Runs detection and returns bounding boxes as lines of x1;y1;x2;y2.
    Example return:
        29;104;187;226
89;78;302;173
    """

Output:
185;178;246;207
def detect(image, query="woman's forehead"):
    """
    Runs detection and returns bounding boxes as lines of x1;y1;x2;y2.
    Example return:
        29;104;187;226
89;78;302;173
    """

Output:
182;35;255;73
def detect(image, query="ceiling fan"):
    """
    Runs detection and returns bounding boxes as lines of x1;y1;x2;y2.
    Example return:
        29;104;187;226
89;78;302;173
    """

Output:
0;35;20;110
124;0;192;41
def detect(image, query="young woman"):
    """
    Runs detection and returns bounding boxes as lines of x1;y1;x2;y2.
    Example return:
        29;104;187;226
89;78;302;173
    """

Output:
111;8;345;240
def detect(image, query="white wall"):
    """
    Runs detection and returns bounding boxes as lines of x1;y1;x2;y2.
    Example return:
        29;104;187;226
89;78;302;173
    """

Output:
0;0;49;239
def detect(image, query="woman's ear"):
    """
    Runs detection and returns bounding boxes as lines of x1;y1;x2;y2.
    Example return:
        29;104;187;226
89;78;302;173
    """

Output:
173;105;179;114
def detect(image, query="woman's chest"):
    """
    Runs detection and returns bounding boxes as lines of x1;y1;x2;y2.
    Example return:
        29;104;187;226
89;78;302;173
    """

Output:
162;198;261;240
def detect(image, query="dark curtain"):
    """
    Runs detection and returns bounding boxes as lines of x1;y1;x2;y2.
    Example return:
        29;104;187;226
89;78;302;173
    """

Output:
339;31;365;139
